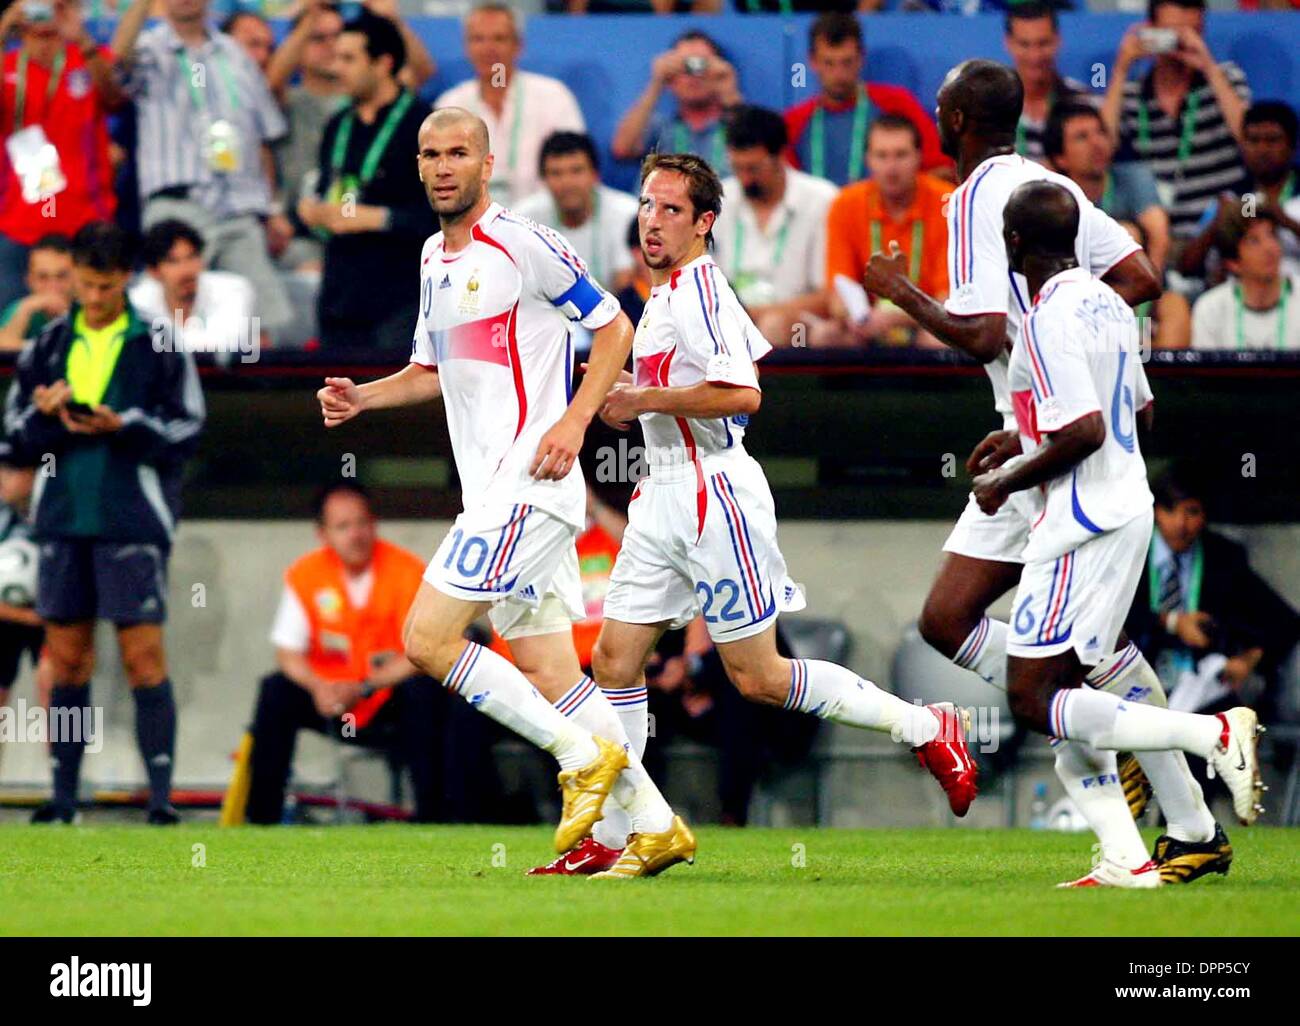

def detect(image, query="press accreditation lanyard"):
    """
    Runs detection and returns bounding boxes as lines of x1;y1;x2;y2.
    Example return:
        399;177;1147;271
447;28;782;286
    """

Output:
810;85;868;182
1101;172;1115;214
331;90;414;192
13;49;65;130
870;217;924;283
1279;171;1296;205
1233;278;1291;351
673;120;725;169
733;206;793;276
1014;90;1055;157
745;0;793;11
177;47;240;115
1137;89;1201;168
1148;537;1202;614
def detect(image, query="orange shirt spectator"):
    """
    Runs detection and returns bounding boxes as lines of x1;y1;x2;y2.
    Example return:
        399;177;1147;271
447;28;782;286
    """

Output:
826;172;951;306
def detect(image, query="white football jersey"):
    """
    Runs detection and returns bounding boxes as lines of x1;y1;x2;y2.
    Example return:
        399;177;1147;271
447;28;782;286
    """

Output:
411;203;621;528
1008;266;1154;562
944;154;1141;429
633;254;773;468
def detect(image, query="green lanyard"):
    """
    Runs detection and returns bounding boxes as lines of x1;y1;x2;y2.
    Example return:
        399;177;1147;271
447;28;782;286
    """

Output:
672;120;724;169
1137;89;1201;167
733;206;793;277
810;84;869;182
13;49;66;131
1013;89;1055;155
1148;537;1202;614
1279;171;1296;205
1233;277;1291;351
1101;172;1115;214
745;0;793;10
869;217;924;283
177;46;240;115
331;90;414;192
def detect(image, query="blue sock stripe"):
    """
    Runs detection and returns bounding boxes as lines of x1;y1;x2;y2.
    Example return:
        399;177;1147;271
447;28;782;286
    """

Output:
446;642;481;695
601;686;647;706
1050;690;1069;740
557;676;597;716
785;659;807;712
955;617;988;668
1089;642;1141;689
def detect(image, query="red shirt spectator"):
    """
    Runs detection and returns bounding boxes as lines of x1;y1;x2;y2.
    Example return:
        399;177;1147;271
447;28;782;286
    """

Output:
786;83;948;183
0;10;118;247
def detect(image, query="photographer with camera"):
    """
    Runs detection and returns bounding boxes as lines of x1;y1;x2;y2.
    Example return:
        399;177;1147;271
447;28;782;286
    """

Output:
612;30;741;176
1101;0;1251;243
0;0;121;312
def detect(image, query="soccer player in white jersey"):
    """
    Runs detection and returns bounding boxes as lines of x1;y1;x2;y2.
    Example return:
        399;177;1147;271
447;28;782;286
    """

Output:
317;108;690;871
965;182;1265;886
865;60;1236;885
584;152;979;877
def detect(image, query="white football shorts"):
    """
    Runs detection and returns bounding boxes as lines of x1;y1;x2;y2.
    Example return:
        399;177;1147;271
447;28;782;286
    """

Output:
424;502;583;640
942;480;1039;565
603;449;806;643
1005;508;1153;666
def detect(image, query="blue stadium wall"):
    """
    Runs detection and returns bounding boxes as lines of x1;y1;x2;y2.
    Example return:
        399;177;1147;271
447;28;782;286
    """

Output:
294;12;1300;193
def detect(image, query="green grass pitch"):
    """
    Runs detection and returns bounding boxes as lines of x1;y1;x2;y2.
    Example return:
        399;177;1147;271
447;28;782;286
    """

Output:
2;824;1297;936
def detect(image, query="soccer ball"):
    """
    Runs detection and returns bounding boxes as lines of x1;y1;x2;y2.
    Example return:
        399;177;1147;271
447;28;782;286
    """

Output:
0;537;39;607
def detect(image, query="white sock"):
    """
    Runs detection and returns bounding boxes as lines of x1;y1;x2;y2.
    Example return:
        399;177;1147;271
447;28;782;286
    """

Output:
1053;738;1150;869
445;642;597;771
1085;645;1216;844
952;616;1009;691
600;684;649;758
554;675;672;839
785;658;939;745
1049;687;1222;757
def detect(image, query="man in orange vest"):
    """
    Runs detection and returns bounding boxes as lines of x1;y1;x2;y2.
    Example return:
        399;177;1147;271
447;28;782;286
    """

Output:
247;482;458;823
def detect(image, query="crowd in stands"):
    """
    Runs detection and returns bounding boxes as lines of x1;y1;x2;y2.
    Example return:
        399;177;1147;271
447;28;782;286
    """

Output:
0;0;1296;354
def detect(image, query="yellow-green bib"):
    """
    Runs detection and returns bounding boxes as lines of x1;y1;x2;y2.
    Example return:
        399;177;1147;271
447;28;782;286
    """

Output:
66;310;128;406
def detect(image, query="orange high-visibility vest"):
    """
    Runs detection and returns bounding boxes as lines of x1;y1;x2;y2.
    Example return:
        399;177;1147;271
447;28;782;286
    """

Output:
284;539;426;729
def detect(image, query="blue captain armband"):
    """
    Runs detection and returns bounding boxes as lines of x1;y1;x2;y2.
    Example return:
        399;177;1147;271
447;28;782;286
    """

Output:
551;274;605;321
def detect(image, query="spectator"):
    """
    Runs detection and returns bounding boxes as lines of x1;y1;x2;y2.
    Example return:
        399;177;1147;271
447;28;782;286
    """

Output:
1045;100;1171;274
515;132;639;293
4;221;204;826
783;13;948;187
614;215;650;325
112;0;294;342
1003;3;1090;164
247;482;493;825
1125;465;1298;725
436;3;584;205
1118;219;1191;349
299;10;436;350
0;233;73;350
130;219;258;363
1102;0;1251;240
823;115;949;347
712;105;836;346
222;9;273;73
0;0;121;311
1191;207;1299;350
1179;101;1300;283
267;2;349;273
612;30;740;176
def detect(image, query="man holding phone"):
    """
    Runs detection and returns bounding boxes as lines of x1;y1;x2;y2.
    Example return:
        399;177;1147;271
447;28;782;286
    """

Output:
4;221;205;824
1101;0;1251;242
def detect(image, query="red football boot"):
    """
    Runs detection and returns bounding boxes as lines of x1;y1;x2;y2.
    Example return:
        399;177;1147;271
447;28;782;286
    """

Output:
913;702;979;817
526;837;623;876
